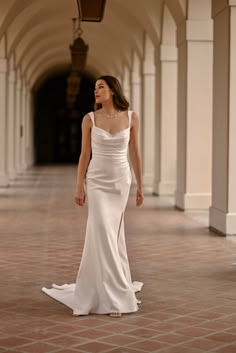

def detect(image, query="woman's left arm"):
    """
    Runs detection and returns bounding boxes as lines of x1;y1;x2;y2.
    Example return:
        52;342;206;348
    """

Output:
129;112;144;207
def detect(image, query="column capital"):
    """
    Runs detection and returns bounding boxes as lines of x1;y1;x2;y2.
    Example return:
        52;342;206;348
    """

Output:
0;58;7;73
143;63;156;75
177;19;213;46
131;71;141;84
9;70;16;84
16;74;22;90
16;80;22;91
160;45;178;62
143;55;156;74
22;81;26;93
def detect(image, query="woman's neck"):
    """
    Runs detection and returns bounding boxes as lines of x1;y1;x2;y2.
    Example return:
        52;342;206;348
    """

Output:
102;102;117;114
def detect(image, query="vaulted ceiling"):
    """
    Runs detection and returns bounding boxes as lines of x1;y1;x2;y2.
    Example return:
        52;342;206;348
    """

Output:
0;0;185;87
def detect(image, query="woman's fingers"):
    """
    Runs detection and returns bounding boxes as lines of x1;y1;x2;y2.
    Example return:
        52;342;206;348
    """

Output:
136;199;142;207
136;192;144;207
74;194;85;206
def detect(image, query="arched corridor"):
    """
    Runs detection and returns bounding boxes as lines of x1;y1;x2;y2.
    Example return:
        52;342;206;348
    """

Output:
1;0;236;349
1;165;236;352
1;0;236;235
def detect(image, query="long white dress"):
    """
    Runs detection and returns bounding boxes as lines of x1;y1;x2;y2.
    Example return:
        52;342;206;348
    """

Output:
42;110;143;315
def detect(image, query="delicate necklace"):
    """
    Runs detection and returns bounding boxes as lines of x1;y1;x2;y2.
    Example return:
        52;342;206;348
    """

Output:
102;108;121;119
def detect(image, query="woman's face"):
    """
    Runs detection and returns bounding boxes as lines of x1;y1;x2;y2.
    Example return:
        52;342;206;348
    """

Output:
94;80;113;104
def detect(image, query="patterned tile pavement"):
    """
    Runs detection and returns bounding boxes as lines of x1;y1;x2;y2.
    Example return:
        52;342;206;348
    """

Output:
1;165;236;353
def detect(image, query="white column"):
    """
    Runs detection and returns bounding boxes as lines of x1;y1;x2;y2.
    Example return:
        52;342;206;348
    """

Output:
154;45;178;195
0;37;8;187
131;52;142;154
21;80;27;170
175;17;213;209
25;87;30;167
7;61;17;180
15;69;22;173
28;92;35;166
210;1;236;235
142;34;156;189
24;86;34;168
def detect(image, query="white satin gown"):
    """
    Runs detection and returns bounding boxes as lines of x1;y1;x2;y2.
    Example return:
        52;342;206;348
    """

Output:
42;110;143;315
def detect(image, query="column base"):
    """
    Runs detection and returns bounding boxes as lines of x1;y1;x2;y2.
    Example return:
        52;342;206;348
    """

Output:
0;173;9;187
16;162;28;174
26;148;35;168
143;173;154;190
8;168;17;180
175;190;211;210
153;180;175;195
209;206;236;236
22;162;28;171
16;163;22;174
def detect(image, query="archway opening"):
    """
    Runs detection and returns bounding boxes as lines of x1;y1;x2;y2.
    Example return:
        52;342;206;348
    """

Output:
33;71;95;164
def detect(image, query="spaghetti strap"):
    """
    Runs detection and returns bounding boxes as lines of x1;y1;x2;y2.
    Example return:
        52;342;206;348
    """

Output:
128;110;133;128
88;112;95;126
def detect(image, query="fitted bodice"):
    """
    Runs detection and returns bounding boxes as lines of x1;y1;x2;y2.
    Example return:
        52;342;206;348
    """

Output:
88;111;132;163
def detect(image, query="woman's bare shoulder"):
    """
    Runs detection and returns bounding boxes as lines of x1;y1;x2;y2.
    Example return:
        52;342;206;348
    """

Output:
130;111;139;127
131;111;139;119
82;113;93;128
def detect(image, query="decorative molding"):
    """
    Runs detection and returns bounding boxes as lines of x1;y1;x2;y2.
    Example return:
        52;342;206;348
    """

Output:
0;174;9;188
160;45;178;62
186;20;213;41
177;20;213;45
210;206;236;236
153;180;176;195
175;190;212;210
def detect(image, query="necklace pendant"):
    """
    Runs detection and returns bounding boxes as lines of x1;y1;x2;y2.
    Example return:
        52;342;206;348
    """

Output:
102;108;120;119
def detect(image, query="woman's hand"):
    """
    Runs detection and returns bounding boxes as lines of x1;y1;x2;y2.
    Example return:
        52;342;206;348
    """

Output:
136;188;144;207
74;186;86;207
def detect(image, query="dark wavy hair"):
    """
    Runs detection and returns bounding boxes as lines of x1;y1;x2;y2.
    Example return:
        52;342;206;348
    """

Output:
94;75;129;111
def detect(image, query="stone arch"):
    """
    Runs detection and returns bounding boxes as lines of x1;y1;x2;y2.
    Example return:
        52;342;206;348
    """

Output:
0;0;180;185
30;53;105;89
161;4;177;44
2;0;146;79
164;0;186;25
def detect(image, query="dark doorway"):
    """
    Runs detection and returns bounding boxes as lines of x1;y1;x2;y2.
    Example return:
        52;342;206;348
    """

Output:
34;71;95;164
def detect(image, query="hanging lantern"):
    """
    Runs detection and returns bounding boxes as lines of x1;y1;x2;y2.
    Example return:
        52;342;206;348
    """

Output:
69;17;88;73
69;36;88;72
67;72;80;96
77;0;106;22
66;72;80;108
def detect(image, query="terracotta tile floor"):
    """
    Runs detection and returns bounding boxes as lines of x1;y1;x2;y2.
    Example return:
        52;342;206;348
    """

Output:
1;165;236;353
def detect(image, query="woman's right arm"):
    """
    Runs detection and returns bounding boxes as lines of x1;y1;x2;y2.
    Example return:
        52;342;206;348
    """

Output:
74;114;92;207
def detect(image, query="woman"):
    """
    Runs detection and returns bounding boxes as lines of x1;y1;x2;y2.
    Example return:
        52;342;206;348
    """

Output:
42;76;144;317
